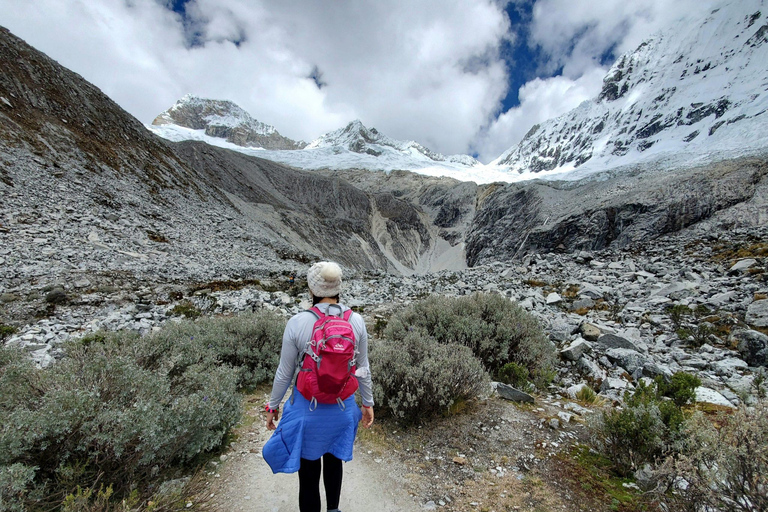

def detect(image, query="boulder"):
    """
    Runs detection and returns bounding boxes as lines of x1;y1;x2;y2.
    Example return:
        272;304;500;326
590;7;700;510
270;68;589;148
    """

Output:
605;348;648;375
579;323;602;341
730;259;757;272
566;383;588;398
570;297;595;311
711;357;749;376
560;337;591;361
600;377;629;393
746;299;768;327
695;387;734;407
546;292;563;304
596;333;643;352
577;357;607;384
733;328;768;367
495;382;535;403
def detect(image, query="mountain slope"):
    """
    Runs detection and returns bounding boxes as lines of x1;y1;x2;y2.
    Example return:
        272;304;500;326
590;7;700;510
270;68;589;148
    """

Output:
152;95;305;150
493;0;768;177
0;26;463;281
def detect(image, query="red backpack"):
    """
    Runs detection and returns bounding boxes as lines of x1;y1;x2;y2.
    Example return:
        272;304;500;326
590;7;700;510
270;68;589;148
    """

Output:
296;305;359;407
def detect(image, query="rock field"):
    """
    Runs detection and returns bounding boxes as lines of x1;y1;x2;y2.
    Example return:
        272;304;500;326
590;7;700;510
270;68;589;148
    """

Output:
4;206;767;407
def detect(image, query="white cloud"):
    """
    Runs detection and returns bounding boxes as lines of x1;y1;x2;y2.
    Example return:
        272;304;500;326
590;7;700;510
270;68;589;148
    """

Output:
0;0;511;154
0;0;726;163
473;67;606;162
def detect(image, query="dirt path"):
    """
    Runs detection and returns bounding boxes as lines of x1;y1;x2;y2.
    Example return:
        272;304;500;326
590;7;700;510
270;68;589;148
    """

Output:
205;395;423;512
201;389;639;512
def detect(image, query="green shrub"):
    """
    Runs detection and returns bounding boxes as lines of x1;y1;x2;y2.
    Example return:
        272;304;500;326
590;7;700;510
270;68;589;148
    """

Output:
595;403;666;476
689;322;714;348
371;331;490;424
139;311;285;389
575;385;599;405
384;293;555;386
497;362;530;390
654;404;768;512
592;373;699;476
0;324;17;342
0;311;285;508
658;372;701;408
169;301;201;319
0;337;241;508
666;304;690;329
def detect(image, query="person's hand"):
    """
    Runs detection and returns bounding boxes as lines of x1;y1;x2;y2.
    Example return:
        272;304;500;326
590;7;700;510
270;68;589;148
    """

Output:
361;406;374;429
266;410;279;430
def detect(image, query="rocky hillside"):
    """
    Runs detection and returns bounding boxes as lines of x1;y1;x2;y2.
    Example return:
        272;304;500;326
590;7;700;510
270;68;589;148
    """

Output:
3;22;768;290
494;0;768;177
152;95;306;150
0;25;461;290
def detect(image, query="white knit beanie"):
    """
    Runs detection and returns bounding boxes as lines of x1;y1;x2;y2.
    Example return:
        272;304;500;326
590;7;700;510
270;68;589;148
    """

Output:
307;261;342;297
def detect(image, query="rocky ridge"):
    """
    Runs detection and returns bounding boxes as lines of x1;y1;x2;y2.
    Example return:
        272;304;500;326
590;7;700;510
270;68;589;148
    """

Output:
152;94;306;150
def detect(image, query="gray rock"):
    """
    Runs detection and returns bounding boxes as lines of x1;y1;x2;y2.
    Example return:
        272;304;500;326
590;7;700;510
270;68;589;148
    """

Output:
706;291;736;307
730;259;757;271
600;377;629;393
605;348;648;374
642;362;674;381
570;297;595;310
579;323;601;341
746;299;768;327
546;292;562;304
732;329;768;367
711;357;748;376
561;337;592;361
577;357;607;383
495;382;535;403
596;333;642;352
695;387;734;407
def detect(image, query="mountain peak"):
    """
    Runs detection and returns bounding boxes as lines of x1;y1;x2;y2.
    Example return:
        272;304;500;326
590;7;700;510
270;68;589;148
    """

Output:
494;0;768;176
152;95;305;150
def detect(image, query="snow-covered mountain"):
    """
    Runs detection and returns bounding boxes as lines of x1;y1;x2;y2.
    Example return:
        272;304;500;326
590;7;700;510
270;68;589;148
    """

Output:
307;120;479;166
149;0;768;183
493;0;768;177
152;94;305;150
149;101;481;175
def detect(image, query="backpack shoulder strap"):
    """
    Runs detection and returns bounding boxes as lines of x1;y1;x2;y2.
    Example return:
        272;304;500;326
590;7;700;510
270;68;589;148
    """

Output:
342;309;353;321
306;307;324;320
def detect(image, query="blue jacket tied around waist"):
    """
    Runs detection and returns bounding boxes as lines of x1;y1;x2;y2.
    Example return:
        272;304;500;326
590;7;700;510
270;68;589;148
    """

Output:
263;392;363;474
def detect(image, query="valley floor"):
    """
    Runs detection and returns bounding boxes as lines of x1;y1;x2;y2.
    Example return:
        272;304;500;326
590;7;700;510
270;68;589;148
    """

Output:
200;388;643;512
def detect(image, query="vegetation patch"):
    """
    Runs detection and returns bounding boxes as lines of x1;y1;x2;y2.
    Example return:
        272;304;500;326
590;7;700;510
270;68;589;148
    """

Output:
552;445;659;512
169;300;202;319
190;279;262;293
0;312;284;510
384;293;556;382
0;324;17;342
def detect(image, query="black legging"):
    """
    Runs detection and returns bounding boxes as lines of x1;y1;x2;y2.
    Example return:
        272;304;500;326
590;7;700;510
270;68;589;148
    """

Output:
298;453;343;512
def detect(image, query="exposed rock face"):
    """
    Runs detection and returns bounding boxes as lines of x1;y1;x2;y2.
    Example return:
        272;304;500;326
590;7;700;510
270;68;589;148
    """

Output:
466;158;768;266
153;95;306;150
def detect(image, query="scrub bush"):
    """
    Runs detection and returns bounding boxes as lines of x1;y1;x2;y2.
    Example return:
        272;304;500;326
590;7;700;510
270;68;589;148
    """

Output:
371;331;490;424
384;293;555;386
0;311;284;509
591;373;699;476
654;403;768;512
137;311;285;389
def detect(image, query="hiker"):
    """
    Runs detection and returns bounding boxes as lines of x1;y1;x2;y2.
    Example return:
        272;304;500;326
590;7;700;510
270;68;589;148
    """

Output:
263;261;374;512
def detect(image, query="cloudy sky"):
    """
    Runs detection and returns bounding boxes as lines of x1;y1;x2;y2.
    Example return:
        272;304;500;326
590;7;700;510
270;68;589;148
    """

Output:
0;0;717;162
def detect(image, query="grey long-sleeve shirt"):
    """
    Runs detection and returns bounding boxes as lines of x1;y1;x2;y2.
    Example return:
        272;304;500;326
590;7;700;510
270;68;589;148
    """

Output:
268;303;374;409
